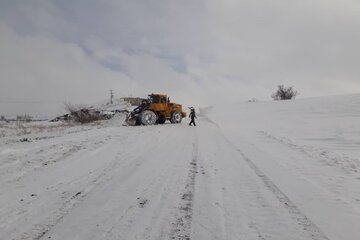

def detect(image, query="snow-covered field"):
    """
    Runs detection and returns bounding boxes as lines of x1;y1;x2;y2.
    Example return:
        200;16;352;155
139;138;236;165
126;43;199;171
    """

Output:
0;94;359;240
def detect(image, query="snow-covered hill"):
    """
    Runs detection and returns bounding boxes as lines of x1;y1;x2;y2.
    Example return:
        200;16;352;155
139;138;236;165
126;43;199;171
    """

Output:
0;94;359;240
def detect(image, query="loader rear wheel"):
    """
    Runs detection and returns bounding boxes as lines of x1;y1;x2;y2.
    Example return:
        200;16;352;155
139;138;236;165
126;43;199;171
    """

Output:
140;110;157;125
170;112;182;123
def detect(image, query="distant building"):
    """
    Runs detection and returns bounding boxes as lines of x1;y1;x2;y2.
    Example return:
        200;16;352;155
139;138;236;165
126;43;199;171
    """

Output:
121;97;145;106
1;116;5;121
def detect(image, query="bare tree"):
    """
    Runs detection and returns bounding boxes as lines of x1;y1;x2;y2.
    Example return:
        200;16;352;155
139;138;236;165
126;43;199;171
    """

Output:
272;85;298;100
63;102;87;113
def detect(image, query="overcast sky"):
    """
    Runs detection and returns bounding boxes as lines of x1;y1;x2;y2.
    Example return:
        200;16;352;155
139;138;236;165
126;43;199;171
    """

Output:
1;0;360;116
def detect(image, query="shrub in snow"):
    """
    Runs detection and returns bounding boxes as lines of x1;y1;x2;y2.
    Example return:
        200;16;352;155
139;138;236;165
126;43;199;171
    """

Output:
16;114;33;122
248;98;258;102
272;85;298;100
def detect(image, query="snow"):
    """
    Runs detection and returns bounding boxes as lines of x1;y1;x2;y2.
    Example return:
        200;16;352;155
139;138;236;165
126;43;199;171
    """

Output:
0;94;360;240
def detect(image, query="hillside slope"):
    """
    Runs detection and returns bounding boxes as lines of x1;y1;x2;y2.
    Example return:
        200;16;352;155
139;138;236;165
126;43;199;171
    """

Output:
0;94;359;240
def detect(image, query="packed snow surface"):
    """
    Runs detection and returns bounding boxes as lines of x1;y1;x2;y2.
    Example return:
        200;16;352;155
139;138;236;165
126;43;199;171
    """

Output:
0;94;359;240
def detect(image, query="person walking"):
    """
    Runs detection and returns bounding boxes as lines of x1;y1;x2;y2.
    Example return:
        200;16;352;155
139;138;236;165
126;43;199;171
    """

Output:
189;108;196;126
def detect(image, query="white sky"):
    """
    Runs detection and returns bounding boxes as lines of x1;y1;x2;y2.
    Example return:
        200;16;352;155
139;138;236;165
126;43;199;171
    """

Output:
1;0;360;117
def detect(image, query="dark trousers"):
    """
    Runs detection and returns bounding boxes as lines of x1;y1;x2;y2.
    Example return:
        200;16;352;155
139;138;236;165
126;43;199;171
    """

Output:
189;118;196;126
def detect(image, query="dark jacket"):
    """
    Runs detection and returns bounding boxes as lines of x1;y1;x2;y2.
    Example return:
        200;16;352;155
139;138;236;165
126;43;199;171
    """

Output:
189;110;196;119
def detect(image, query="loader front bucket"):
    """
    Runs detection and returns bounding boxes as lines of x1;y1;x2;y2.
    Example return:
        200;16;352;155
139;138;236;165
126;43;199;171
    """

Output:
123;103;147;126
124;112;139;126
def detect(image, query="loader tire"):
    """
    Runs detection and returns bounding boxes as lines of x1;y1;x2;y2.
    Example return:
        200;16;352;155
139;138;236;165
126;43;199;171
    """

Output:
170;112;182;123
140;110;157;125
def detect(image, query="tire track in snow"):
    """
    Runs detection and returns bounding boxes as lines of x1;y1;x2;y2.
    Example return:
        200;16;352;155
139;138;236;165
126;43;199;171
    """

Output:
16;127;161;240
0;134;119;225
38;125;193;240
0;131;114;187
223;136;330;240
259;130;359;174
30;191;87;240
169;134;198;240
21;158;119;240
200;113;330;240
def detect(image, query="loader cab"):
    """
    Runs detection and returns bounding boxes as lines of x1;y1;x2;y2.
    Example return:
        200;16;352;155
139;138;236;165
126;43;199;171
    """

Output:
148;94;168;104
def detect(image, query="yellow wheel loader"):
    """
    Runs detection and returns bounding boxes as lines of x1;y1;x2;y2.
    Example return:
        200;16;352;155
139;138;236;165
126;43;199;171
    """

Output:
125;94;186;126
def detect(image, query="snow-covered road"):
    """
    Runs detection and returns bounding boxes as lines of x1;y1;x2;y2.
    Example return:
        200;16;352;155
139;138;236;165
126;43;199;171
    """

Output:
1;95;360;240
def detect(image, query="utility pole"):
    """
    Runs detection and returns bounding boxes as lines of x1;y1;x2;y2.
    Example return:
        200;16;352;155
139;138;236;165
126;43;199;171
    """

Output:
110;90;114;104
